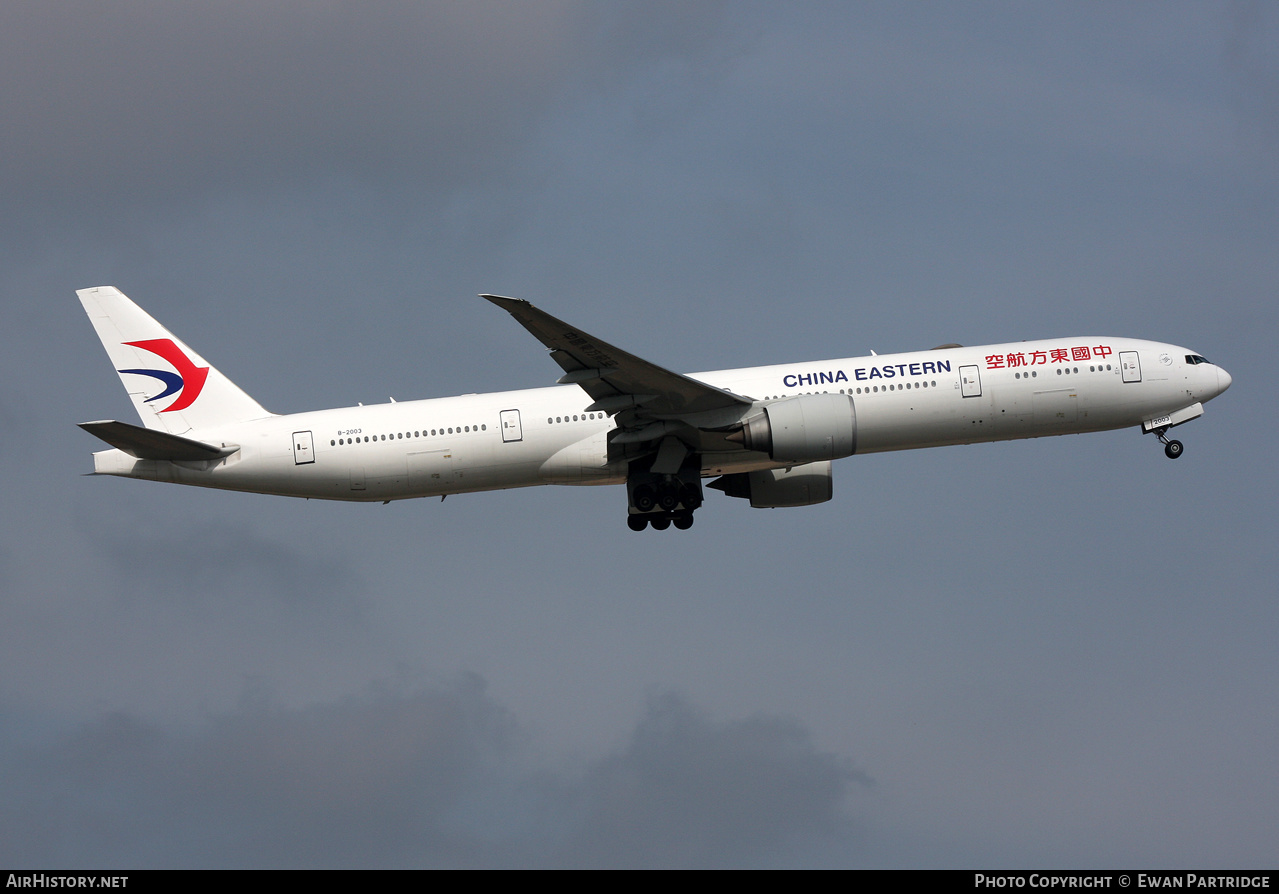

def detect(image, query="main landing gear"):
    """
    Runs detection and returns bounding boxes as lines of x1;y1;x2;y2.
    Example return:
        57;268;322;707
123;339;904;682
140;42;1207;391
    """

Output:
627;511;694;532
1152;426;1184;460
625;459;702;532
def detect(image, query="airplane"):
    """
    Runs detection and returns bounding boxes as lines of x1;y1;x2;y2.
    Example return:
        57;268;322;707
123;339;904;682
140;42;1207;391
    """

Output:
77;286;1232;531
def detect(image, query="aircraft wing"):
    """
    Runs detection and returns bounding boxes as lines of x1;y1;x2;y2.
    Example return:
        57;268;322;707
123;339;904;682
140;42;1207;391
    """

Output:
482;295;753;419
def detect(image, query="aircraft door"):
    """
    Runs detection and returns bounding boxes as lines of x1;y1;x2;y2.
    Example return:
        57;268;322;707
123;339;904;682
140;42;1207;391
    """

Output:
960;365;982;398
1120;351;1141;383
500;409;523;443
292;430;315;464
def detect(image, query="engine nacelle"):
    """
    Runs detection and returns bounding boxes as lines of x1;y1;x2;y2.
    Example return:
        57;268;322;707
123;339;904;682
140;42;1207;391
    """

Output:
709;461;833;508
733;393;857;462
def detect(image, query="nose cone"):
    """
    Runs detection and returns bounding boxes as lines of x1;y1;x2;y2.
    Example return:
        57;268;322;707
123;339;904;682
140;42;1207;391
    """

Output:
1217;366;1232;395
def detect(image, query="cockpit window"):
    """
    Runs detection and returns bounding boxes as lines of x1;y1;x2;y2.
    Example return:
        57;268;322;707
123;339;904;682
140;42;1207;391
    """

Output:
1185;354;1210;365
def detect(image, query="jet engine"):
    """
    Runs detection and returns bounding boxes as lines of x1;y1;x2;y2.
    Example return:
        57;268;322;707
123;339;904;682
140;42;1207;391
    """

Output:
729;393;857;462
709;461;833;508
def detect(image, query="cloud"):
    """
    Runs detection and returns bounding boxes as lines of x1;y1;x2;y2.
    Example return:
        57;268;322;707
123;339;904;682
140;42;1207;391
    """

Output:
559;691;869;868
0;683;865;868
86;518;365;620
1;676;516;867
1224;1;1279;153
0;1;591;207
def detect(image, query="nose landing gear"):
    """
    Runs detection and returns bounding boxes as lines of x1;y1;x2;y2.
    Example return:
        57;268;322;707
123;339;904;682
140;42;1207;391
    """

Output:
1152;426;1184;460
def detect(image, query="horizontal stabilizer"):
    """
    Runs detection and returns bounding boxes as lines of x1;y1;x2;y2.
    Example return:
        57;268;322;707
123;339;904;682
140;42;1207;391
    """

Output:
78;420;237;461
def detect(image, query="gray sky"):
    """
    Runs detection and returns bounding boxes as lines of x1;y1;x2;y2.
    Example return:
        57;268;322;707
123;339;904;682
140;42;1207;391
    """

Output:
1;1;1275;868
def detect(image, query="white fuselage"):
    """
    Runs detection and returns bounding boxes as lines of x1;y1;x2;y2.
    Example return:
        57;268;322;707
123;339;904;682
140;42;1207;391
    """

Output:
89;336;1230;502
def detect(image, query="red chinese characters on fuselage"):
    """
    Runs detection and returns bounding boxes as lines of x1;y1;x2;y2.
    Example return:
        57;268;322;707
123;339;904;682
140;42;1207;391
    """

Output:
985;344;1112;370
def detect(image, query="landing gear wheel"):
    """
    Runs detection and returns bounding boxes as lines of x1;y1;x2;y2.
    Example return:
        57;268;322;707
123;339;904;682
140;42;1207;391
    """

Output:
1164;439;1183;459
650;516;671;531
633;485;656;513
657;483;680;512
627;515;648;531
679;485;702;511
673;513;694;530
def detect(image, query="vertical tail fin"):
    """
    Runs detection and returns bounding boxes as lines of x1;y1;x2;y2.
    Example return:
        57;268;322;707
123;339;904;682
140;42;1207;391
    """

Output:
77;286;272;434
